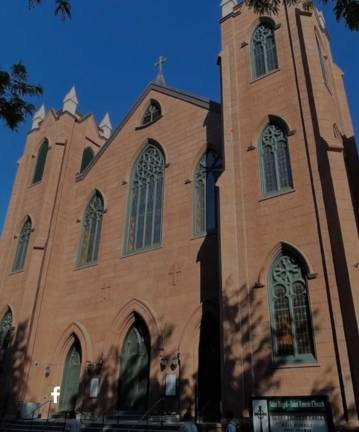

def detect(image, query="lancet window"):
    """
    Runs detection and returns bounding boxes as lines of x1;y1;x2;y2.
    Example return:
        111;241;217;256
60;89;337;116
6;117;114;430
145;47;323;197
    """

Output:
12;218;32;272
252;22;278;79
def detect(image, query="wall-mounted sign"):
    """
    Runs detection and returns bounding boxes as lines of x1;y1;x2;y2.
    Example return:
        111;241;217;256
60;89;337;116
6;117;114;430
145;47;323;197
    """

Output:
165;373;177;396
252;396;334;432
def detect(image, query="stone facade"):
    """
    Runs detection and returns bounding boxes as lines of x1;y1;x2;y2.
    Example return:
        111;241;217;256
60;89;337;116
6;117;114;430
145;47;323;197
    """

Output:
0;2;358;428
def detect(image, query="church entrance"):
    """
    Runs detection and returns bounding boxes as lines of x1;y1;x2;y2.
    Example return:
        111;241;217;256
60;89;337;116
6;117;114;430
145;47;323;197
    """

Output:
59;338;82;412
118;316;150;411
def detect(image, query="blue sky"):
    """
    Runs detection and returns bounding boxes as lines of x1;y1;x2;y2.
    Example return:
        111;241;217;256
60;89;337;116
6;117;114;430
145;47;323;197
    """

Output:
0;0;358;232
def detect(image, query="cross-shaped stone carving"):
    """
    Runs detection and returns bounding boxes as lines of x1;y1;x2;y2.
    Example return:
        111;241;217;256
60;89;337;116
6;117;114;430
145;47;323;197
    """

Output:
155;56;167;85
254;405;267;432
169;263;182;286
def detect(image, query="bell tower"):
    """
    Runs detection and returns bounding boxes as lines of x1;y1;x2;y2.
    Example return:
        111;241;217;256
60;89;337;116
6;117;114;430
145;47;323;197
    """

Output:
218;0;359;426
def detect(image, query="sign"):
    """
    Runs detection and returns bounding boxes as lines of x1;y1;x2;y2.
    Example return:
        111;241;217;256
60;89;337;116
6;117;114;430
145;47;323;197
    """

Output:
165;373;177;396
252;397;333;432
51;386;61;404
90;377;100;398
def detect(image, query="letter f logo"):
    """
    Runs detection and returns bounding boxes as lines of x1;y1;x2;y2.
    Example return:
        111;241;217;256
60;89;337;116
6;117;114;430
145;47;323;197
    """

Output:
51;386;61;404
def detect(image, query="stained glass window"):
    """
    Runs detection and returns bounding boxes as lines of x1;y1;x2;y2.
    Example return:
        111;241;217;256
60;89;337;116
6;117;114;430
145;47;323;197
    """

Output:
252;23;278;79
269;253;315;362
142;101;161;125
80;147;94;173
126;143;165;254
316;35;329;87
32;140;49;183
77;192;104;266
12;218;32;272
193;150;222;236
260;123;293;196
0;309;12;351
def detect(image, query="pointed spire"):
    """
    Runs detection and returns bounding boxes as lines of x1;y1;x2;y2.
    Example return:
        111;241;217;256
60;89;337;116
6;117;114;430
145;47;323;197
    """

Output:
31;104;46;130
63;86;78;115
220;0;238;18
154;56;167;85
99;113;112;139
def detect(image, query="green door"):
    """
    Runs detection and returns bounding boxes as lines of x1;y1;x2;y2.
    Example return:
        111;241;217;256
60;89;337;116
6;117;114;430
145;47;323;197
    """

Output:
118;319;150;411
59;341;81;412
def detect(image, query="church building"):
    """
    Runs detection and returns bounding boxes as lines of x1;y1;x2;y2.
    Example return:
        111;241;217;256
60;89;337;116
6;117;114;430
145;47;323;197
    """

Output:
0;0;358;429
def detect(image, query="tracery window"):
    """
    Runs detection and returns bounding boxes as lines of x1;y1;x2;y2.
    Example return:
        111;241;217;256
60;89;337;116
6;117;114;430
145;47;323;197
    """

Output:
0;309;13;352
12;218;32;272
77;192;104;267
193;150;222;237
252;22;278;79
126;143;165;254
316;35;329;87
260;123;293;196
80;147;94;173
32;140;49;183
269;252;315;362
142;101;161;125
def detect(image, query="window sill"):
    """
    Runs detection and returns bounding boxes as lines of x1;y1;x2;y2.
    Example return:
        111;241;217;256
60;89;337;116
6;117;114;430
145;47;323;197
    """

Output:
9;269;24;276
29;180;43;188
259;188;295;202
135;115;163;130
122;244;162;258
191;231;217;241
270;360;319;370
250;68;280;84
75;262;98;271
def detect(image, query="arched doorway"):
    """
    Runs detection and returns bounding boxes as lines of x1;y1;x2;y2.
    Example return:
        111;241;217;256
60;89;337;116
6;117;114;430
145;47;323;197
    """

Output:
59;338;82;412
118;315;150;411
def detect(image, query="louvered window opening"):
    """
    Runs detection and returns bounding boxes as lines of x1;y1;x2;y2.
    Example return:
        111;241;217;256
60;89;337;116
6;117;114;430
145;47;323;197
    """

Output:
12;218;32;272
32;140;49;183
260;124;293;196
193;150;222;236
77;193;104;266
142;102;161;125
80;147;94;173
127;144;165;254
316;36;329;87
0;310;12;351
270;254;315;362
252;23;278;79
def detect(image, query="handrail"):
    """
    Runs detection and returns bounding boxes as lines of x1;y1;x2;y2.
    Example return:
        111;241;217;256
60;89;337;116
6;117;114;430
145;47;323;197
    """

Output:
125;397;164;432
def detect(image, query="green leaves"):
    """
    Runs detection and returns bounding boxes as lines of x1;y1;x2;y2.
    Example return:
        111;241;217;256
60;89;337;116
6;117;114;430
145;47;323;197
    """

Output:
0;63;42;130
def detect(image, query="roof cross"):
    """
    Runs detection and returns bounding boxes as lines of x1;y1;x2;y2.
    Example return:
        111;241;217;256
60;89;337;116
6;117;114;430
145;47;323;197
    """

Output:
154;56;167;85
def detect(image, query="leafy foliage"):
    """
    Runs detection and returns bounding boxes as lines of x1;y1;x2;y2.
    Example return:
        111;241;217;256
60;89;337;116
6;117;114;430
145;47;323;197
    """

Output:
0;63;42;130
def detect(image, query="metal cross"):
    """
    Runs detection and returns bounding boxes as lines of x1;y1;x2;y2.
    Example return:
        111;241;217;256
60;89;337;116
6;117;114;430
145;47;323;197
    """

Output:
155;56;167;84
254;405;267;432
169;263;181;286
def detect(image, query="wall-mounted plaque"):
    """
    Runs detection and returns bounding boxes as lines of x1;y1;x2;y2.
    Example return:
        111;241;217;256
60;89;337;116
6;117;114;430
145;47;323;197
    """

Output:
252;396;334;432
165;373;177;396
89;377;100;398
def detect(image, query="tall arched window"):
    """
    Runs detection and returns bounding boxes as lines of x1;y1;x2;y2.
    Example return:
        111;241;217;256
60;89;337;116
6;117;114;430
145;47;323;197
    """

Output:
269;252;315;362
260;123;293;196
32;140;49;183
193;150;222;237
316;35;329;87
126;143;165;254
80;147;94;173
77;192;104;267
0;309;13;352
252;22;278;79
12;218;32;272
142;101;161;126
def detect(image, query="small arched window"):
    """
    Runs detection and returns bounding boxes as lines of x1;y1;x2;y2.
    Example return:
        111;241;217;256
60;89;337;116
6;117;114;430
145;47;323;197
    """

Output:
12;217;32;272
315;35;329;87
32;140;49;183
193;150;222;237
260;123;293;196
269;252;315;362
77;192;104;267
142;101;161;126
80;147;94;173
251;22;278;79
0;309;13;352
126;143;165;254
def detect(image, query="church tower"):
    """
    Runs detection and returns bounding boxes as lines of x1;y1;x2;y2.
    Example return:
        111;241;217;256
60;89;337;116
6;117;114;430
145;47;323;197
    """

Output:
218;0;359;427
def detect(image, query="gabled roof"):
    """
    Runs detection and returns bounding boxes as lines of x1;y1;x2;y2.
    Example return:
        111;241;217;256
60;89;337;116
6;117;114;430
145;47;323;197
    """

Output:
76;82;221;181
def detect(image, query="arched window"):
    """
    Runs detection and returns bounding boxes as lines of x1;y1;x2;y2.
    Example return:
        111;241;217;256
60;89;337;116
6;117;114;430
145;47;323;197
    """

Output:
260;123;293;196
126;143;165;254
12;218;32;272
269;252;315;362
316;35;329;87
32;140;49;183
193;150;222;236
77;192;104;267
80;147;94;173
142;101;161;126
0;309;13;352
252;22;278;79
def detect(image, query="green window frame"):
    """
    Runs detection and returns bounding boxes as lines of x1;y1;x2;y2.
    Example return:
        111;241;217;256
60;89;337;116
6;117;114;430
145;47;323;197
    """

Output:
77;191;104;267
316;35;329;87
260;123;293;197
125;143;165;255
142;101;161;126
251;22;278;79
193;150;222;237
12;217;32;272
0;309;13;352
32;140;49;184
268;252;315;363
80;147;94;173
